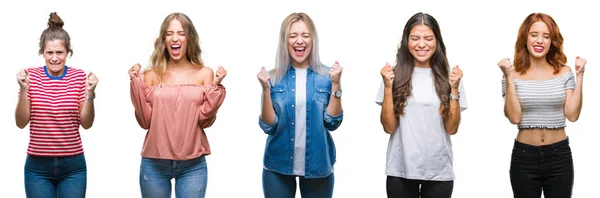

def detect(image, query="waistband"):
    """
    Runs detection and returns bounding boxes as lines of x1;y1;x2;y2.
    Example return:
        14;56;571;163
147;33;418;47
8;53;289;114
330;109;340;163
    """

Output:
513;137;569;151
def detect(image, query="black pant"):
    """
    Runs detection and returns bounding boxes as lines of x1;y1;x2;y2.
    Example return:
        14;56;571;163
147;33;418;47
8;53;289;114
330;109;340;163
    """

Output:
386;176;453;198
510;138;574;198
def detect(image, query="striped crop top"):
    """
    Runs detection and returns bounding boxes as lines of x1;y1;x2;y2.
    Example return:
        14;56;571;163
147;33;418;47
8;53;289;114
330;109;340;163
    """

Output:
502;72;576;129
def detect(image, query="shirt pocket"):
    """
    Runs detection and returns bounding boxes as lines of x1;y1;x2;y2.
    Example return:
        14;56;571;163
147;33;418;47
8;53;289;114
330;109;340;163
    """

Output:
270;87;286;103
315;86;330;105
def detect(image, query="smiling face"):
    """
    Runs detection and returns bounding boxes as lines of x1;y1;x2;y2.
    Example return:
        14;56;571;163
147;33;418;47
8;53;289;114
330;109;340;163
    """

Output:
408;24;436;68
43;39;67;76
287;20;312;68
527;21;551;59
165;19;188;62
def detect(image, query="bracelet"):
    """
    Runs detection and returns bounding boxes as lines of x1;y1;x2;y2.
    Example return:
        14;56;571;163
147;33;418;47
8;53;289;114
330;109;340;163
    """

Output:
85;93;96;100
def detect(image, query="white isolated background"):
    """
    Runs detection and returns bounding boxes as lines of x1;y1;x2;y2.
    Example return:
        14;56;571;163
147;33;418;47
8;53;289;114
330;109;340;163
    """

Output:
0;0;597;197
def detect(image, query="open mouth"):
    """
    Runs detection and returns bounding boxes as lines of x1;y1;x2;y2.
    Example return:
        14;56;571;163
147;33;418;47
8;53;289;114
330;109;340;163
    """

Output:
293;47;306;57
171;44;181;56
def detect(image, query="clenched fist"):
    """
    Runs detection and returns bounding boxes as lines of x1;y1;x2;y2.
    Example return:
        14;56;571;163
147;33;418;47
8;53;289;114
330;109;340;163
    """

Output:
498;58;514;78
17;68;30;89
449;65;463;89
129;63;142;77
380;63;394;88
214;66;227;85
329;61;343;84
257;66;271;91
86;72;99;92
575;56;586;77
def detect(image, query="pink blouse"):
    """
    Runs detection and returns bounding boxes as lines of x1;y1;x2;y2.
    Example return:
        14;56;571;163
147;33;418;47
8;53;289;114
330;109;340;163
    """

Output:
130;72;226;160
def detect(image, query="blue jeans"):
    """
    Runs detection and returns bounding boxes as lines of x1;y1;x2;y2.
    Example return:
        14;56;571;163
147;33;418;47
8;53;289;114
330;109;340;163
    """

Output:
262;169;334;198
140;156;208;198
24;154;87;198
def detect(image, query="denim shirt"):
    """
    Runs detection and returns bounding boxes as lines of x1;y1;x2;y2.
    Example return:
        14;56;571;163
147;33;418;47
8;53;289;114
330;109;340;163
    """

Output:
258;65;344;178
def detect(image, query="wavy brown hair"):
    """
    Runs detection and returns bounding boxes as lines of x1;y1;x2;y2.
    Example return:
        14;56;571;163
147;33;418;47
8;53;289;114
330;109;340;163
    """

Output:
145;12;203;80
514;13;566;75
39;12;73;56
392;12;451;118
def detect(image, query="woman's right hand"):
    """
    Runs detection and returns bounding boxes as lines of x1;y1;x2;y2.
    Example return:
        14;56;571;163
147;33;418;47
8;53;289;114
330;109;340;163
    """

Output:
129;63;141;78
498;58;514;78
17;68;29;89
380;63;394;88
257;66;271;91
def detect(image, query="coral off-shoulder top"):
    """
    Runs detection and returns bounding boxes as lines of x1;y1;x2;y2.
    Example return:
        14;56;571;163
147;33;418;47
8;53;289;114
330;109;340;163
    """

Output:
130;72;226;160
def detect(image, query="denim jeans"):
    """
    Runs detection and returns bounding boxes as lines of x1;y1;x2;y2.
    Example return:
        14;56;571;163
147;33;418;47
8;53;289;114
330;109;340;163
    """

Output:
140;155;208;198
386;176;453;198
262;169;334;198
510;138;574;198
24;154;87;198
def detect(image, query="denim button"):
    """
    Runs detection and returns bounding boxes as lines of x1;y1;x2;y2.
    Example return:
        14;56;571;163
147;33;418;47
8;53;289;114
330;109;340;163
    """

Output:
292;104;295;108
292;89;295;91
292;122;294;125
291;138;294;141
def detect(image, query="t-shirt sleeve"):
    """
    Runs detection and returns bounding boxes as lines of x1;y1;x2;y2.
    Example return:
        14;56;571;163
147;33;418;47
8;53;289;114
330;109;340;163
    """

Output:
458;78;467;112
375;80;385;106
79;70;86;103
565;72;576;90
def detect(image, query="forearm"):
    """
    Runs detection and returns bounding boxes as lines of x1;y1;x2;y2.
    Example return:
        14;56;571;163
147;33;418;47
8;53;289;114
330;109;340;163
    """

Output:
380;87;398;134
15;87;31;128
327;83;342;116
565;77;583;121
503;78;522;124
260;89;276;124
444;88;461;135
80;91;95;129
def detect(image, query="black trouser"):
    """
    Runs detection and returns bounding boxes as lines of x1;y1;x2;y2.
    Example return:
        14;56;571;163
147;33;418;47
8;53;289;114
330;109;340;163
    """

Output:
386;176;453;198
510;138;574;198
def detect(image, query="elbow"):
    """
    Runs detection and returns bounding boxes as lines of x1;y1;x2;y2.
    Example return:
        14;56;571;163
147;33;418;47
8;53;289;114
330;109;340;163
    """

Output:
382;124;397;134
507;115;521;125
566;115;579;122
446;129;458;135
16;122;27;129
81;123;93;130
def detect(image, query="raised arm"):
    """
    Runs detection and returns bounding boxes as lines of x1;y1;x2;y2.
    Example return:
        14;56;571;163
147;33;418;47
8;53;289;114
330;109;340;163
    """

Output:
257;67;277;134
15;68;31;129
564;57;585;122
443;65;463;135
324;62;343;131
197;66;227;128
379;63;398;134
129;63;154;130
79;72;98;129
499;58;522;124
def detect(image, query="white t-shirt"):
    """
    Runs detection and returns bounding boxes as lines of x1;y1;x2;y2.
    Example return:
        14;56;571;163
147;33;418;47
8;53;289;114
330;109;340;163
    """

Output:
293;68;307;176
375;67;467;181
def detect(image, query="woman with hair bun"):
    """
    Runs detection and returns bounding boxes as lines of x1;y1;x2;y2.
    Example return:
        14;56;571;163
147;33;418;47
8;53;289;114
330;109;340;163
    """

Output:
15;12;98;198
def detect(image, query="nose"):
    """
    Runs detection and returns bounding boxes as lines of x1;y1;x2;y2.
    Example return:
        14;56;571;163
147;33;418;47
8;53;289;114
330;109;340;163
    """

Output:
295;37;305;45
172;35;180;42
417;40;426;48
535;36;543;43
51;54;59;62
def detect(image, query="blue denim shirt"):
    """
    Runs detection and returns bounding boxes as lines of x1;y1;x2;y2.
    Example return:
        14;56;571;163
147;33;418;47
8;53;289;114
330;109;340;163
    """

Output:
258;65;344;178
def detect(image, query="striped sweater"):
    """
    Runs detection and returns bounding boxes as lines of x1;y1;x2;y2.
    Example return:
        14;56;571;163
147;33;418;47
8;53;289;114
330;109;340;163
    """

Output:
23;66;86;156
502;72;576;129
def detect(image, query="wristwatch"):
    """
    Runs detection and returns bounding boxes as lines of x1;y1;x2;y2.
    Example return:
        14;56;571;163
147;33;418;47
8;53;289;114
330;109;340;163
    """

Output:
450;93;459;100
331;90;342;98
85;93;96;100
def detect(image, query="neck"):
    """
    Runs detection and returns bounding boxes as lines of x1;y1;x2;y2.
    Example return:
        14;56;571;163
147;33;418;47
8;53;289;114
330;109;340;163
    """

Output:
292;61;309;69
528;55;551;70
47;66;65;77
167;58;192;70
414;60;431;68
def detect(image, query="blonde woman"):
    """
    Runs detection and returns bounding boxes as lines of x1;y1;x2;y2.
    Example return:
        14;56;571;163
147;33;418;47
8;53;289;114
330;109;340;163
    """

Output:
257;12;344;198
129;12;226;198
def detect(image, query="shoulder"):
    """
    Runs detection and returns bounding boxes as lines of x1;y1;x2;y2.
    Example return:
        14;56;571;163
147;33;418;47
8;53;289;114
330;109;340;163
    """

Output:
196;65;214;85
559;65;572;74
143;69;159;86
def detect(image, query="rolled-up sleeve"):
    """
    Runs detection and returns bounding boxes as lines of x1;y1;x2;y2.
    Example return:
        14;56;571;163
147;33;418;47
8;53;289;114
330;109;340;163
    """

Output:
323;110;343;131
259;115;278;135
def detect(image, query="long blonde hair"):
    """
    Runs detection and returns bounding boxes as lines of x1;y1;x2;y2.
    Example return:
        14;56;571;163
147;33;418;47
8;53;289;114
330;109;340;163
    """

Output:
271;12;325;84
146;12;203;78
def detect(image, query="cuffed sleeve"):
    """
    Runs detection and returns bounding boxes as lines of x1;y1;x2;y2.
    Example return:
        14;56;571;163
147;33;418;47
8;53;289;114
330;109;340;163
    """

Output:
259;115;278;135
130;73;153;130
197;83;226;127
324;109;343;131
